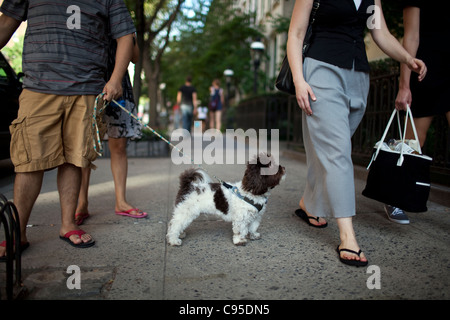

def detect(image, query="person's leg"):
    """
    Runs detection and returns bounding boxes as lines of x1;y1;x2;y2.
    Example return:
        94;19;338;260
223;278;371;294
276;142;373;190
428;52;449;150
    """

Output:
58;163;93;244
75;167;91;223
0;171;44;257
109;137;145;216
209;111;215;130
215;110;222;131
406;116;433;148
336;217;367;263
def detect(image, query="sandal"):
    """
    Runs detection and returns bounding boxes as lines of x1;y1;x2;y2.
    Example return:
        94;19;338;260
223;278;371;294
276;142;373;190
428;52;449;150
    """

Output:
336;245;368;267
75;212;90;225
295;208;328;228
0;240;30;261
60;230;95;248
115;208;148;218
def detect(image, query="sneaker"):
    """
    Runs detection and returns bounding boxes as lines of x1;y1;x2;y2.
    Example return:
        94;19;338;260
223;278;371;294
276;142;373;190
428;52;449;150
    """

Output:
384;205;410;224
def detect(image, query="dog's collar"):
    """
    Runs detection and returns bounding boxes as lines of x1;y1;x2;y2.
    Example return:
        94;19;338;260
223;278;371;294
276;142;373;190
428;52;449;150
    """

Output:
222;182;267;212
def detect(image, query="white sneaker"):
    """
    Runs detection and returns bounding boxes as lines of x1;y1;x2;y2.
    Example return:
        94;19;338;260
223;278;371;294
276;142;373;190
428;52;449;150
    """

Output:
384;205;410;224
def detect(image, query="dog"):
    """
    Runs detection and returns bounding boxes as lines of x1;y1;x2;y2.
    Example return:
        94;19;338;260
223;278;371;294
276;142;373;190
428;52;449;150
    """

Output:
166;154;285;246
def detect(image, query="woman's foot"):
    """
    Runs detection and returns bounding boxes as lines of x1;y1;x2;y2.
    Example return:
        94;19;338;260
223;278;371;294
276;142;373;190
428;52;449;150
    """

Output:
298;199;327;227
336;218;368;266
336;244;368;267
115;202;147;218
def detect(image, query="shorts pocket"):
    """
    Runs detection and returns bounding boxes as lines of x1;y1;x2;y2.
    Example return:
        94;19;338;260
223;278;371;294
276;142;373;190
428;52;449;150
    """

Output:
9;117;31;166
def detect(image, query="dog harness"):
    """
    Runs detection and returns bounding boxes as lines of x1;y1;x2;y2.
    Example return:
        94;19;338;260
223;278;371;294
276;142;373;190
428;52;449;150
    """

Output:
222;182;267;212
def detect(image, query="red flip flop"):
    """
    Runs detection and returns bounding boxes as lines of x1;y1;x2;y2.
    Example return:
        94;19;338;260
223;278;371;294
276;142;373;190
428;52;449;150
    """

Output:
0;240;30;261
75;212;90;225
115;208;148;218
59;230;95;248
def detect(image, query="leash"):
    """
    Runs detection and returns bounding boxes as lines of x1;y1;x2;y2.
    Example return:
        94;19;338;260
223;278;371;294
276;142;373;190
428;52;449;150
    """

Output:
93;94;265;211
99;95;228;184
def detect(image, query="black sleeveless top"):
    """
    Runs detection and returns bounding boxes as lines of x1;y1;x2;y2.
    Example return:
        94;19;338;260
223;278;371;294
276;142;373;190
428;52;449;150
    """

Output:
305;0;375;72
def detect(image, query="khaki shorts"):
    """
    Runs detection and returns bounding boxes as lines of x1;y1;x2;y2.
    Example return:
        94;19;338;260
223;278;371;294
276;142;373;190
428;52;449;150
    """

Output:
10;89;98;172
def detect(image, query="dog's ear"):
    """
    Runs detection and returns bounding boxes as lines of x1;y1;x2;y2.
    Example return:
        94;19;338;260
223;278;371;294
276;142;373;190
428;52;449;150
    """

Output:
242;162;269;195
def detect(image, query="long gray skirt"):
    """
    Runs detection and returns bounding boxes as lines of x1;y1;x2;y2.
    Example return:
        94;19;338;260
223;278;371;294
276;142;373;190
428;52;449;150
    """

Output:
302;58;370;218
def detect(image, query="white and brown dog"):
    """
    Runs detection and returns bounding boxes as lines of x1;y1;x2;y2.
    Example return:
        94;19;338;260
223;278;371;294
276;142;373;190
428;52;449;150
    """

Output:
166;154;285;246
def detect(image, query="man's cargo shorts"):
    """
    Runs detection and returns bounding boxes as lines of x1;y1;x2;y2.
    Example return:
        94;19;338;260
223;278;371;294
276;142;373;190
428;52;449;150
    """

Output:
9;89;99;172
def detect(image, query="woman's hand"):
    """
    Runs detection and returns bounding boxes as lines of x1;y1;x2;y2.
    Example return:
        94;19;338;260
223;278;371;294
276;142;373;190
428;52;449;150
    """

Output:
295;80;316;116
406;57;427;82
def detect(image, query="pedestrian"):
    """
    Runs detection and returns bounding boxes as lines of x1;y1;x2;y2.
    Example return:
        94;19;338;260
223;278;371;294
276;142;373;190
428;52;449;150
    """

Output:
0;0;136;257
75;32;147;225
196;103;208;133
177;76;197;133
173;103;181;129
385;0;450;224
287;0;426;266
208;79;224;131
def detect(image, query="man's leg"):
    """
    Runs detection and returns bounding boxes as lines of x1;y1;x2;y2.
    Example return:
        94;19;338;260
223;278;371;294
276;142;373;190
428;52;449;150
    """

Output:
58;163;93;244
0;171;43;257
75;167;91;223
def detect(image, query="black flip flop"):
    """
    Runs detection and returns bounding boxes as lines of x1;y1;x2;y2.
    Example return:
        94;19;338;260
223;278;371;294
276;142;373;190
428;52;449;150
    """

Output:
60;230;95;248
294;208;328;228
336;246;368;267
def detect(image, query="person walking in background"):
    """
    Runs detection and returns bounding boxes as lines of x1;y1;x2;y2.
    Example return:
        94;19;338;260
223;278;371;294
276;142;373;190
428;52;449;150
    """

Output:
0;0;136;256
172;103;181;129
287;0;426;266
75;32;146;225
177;76;197;133
385;0;450;224
208;79;224;131
196;102;208;133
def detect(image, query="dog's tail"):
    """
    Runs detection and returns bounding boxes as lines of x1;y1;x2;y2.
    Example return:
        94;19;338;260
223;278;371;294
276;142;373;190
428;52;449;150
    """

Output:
175;168;211;205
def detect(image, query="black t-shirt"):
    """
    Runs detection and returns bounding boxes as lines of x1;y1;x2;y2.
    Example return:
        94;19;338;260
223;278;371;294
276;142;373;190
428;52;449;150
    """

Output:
178;84;196;106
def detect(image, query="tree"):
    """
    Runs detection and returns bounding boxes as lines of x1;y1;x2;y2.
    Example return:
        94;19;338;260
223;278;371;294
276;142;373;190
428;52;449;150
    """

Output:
128;0;185;127
161;0;262;107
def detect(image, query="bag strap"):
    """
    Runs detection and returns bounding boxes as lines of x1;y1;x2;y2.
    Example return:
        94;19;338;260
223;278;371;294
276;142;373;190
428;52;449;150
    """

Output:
397;105;422;165
373;106;422;165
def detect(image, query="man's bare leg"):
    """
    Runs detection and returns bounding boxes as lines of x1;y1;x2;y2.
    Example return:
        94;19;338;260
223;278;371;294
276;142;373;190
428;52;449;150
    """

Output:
0;171;43;257
58;163;93;244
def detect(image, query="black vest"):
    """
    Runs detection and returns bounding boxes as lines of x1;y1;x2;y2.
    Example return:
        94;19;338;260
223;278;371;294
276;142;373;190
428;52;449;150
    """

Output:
305;0;375;72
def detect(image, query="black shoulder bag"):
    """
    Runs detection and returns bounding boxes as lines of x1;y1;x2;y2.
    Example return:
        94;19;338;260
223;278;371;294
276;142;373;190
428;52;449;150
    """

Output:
275;0;320;95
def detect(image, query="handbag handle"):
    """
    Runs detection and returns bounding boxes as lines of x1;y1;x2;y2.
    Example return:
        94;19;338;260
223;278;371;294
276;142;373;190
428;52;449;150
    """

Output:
373;106;421;166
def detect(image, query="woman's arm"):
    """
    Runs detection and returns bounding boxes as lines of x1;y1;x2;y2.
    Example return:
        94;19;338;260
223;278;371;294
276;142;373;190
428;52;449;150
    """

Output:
102;33;134;101
286;0;316;116
395;6;420;110
370;0;426;82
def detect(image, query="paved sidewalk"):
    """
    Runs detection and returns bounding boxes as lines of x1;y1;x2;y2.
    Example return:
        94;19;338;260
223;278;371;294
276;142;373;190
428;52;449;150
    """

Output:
0;143;449;303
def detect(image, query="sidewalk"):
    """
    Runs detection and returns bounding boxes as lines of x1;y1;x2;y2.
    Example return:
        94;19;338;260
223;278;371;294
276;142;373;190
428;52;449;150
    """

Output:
0;141;449;302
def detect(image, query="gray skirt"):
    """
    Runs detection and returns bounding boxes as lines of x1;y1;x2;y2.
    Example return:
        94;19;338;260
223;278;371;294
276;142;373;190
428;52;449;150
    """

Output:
302;58;370;218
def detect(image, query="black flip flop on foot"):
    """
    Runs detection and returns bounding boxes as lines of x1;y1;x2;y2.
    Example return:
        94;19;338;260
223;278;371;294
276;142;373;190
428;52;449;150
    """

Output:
60;230;95;248
294;208;328;228
336;246;368;267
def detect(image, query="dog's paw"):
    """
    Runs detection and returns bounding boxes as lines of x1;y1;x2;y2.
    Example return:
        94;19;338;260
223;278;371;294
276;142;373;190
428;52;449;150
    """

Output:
248;232;261;240
179;232;186;239
233;236;247;246
167;238;182;246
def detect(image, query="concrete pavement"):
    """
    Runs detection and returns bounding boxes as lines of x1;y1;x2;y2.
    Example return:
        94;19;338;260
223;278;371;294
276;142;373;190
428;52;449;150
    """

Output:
0;139;449;305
